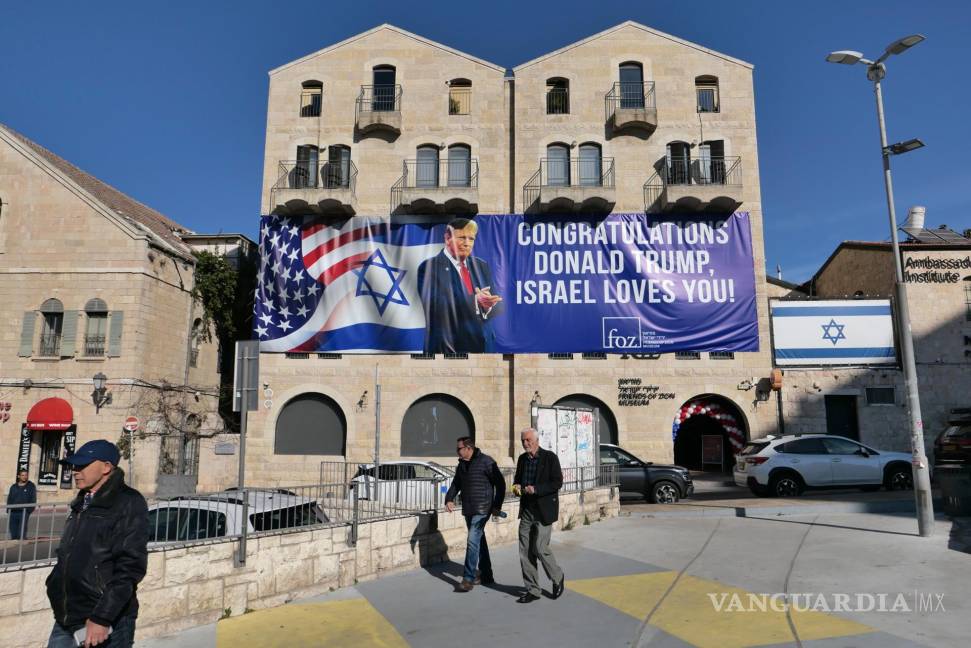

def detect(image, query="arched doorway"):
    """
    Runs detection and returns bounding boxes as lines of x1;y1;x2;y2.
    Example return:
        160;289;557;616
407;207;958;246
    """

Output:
553;394;617;445
672;395;747;472
401;393;475;457
275;393;347;455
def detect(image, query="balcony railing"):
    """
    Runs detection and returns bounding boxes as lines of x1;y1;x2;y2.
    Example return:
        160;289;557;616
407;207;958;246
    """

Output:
401;158;479;189
356;84;402;114
83;335;106;357
662;156;741;186
274;160;358;195
537;157;615;188
546;88;570;114
605;81;656;114
39;332;61;357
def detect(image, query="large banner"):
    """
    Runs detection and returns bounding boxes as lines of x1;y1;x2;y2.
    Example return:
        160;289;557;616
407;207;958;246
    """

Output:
770;299;897;366
255;213;759;354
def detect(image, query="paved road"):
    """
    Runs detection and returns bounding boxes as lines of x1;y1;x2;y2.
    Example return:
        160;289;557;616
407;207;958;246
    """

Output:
140;507;969;648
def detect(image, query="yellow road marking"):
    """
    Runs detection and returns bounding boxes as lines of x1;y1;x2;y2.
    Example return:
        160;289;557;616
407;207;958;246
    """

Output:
216;598;409;648
568;573;874;648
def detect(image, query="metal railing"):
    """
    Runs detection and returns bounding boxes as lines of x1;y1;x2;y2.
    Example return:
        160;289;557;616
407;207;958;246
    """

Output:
274;160;358;194
534;157;615;188
546;88;570;114
605;81;656;120
356;84;402;114
643;156;742;209
83;335;105;357
400;158;479;189
448;87;471;115
39;332;61;357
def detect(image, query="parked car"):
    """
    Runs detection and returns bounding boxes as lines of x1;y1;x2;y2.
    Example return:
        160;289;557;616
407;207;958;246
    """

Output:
933;409;971;465
734;434;913;497
147;489;328;544
599;443;693;503
349;461;453;509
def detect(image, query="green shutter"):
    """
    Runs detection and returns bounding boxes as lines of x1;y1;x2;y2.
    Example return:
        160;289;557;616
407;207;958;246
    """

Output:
108;311;124;357
60;311;79;357
18;312;37;357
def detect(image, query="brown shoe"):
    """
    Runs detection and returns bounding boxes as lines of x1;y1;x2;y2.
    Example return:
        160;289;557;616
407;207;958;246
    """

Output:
457;580;474;592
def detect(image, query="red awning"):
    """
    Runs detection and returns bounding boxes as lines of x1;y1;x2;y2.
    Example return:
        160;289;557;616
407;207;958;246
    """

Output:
26;397;74;431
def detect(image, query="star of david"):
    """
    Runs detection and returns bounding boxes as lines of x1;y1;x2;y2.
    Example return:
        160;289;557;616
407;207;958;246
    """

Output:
352;248;409;316
821;318;847;346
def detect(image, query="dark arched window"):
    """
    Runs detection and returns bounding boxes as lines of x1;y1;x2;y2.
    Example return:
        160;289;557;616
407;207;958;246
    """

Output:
449;78;471;115
293;144;319;189
84;298;108;357
275;393;347;455
401;394;475;456
372;65;397;111
300;80;323;117
447;144;472;187
325;145;352;188
416;145;440;188
695;75;720;113
553;394;618;445
578;142;602;187
619;62;644;108
666;141;692;185
546;77;569;114
39;298;64;356
546;143;570;186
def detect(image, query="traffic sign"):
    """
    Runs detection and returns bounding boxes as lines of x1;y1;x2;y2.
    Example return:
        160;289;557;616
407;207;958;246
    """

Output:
123;416;139;432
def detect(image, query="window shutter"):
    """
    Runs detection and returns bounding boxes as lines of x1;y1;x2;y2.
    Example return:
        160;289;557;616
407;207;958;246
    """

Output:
60;310;79;357
108;311;124;357
18;312;36;357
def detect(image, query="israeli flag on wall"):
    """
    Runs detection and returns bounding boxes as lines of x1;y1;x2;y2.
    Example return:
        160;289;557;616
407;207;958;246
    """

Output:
770;299;897;366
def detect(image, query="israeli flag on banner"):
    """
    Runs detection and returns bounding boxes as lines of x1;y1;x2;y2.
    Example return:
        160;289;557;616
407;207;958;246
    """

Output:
770;299;897;366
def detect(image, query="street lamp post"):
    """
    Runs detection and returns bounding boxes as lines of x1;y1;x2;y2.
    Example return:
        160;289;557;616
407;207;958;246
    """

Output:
826;35;935;537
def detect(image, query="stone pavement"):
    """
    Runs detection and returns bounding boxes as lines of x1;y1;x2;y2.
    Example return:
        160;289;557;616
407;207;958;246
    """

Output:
139;507;968;648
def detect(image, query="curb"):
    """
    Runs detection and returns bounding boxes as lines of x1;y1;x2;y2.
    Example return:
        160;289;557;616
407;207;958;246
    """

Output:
630;497;945;519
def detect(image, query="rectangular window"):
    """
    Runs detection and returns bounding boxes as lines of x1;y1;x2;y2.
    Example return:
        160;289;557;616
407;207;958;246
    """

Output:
285;352;310;359
444;353;468;360
448;86;471;115
582;353;607;359
300;89;322;117
865;387;895;405
548;353;574;360
38;433;61;486
317;353;342;359
709;351;735;360
39;313;63;356
675;351;701;360
189;348;199;367
696;86;719;113
84;313;108;356
411;353;435;360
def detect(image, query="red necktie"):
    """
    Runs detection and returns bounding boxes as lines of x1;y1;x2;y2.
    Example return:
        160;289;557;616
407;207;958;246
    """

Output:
460;264;473;295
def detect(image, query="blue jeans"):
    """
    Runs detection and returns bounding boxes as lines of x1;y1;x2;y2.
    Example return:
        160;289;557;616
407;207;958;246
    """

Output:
47;615;136;648
463;513;492;582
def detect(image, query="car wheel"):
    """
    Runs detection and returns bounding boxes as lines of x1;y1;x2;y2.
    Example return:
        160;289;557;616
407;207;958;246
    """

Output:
770;473;804;497
651;481;681;504
886;466;913;491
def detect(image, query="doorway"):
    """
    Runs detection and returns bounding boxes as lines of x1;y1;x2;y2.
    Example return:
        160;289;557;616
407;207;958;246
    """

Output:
824;395;860;440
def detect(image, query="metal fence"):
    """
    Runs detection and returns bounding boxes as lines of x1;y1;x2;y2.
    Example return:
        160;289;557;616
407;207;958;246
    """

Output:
536;157;616;189
356;84;402;114
0;464;617;572
274;160;358;194
604;81;656;121
400;158;479;189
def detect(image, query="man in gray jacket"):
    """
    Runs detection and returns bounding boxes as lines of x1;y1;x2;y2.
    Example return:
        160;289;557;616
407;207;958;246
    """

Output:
445;436;506;591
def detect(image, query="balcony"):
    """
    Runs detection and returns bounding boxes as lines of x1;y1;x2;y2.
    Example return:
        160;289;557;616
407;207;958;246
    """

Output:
83;335;106;357
392;159;479;214
643;156;743;213
523;158;616;213
605;82;657;134
270;160;358;215
355;85;402;135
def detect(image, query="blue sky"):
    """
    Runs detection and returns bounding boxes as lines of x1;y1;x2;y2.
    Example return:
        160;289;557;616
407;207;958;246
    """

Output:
3;1;968;283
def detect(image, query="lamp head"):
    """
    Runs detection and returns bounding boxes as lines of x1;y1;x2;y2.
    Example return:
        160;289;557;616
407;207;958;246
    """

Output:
92;372;107;391
886;138;925;155
885;34;925;56
826;50;864;65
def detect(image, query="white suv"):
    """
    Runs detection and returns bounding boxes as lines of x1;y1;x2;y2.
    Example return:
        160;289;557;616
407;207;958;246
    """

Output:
734;434;913;497
349;461;453;509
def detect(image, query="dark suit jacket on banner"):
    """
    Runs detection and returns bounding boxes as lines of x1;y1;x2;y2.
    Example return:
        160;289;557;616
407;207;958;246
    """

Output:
417;250;500;353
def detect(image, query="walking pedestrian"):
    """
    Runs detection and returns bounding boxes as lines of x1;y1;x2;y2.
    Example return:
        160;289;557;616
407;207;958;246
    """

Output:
45;440;148;648
513;427;565;604
444;436;506;591
7;469;36;540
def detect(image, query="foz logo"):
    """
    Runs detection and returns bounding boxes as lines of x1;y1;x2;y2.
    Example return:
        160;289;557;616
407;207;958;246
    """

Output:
603;317;642;349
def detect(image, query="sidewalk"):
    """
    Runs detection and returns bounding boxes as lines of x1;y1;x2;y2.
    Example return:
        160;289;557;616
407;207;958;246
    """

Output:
138;508;969;648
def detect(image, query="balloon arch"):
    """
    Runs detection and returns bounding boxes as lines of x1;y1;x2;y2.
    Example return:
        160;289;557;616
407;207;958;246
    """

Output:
672;398;746;454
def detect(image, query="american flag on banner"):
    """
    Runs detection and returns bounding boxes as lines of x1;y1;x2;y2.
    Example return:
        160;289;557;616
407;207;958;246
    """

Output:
254;215;442;353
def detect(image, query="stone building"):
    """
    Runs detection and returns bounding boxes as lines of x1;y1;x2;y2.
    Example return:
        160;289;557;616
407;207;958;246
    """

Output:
248;22;777;486
0;124;238;499
773;226;971;457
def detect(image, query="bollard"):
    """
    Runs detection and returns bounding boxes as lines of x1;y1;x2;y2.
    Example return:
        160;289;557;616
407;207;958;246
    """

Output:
350;482;359;546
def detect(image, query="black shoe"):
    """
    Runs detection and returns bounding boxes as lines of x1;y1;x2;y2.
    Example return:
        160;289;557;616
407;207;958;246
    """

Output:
517;592;541;604
552;575;565;599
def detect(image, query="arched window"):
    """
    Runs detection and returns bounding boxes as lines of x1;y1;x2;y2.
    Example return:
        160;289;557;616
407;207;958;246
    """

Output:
325;145;352;188
372;65;397;111
39;299;64;357
416;145;440;188
553;394;618;445
293;144;319;189
546;77;569;114
300;80;323;117
189;318;203;367
698;139;725;184
83;298;108;357
578;142;602;187
447;144;472;187
695;75;720;113
275;393;347;455
619;62;645;109
666;141;692;185
401;394;475;457
546;143;570;186
449;78;471;115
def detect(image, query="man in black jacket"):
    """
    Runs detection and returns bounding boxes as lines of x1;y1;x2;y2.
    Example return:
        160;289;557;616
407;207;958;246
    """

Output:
7;469;36;540
513;428;565;604
46;440;148;648
444;437;505;591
